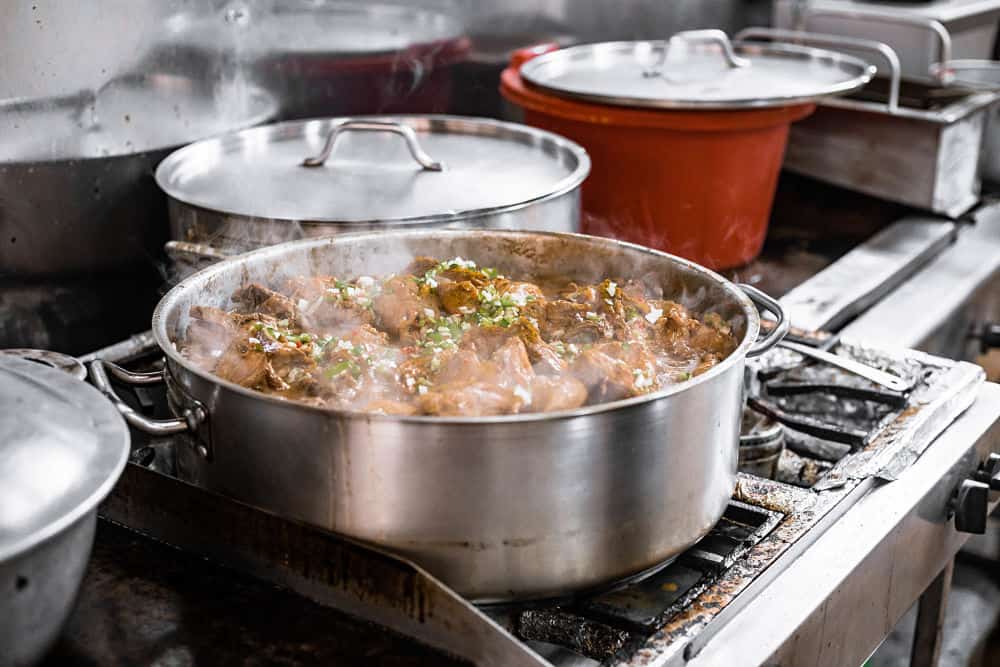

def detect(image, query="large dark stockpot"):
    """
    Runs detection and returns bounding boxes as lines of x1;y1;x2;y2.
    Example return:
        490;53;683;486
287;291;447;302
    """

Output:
0;73;275;278
90;230;787;602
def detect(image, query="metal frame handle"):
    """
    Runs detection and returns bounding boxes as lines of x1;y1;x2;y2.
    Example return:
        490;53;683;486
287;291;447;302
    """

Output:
645;29;749;78
301;119;444;171
799;8;952;82
736;27;900;114
739;284;789;358
88;359;202;436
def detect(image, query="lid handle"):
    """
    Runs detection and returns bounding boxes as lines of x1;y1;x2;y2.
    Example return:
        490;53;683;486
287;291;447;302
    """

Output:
644;29;750;78
301;119;444;171
735;27;900;114
795;8;952;83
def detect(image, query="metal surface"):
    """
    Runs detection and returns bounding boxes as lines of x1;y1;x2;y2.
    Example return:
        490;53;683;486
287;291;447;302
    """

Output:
158;115;589;256
773;0;1000;83
932;58;1000;89
0;356;129;666
0;348;86;380
778;219;957;333
0;75;276;278
517;30;874;109
140;230;769;602
89;359;202;437
842;203;1000;354
777;340;911;392
737;27;902;113
1;513;96;667
781;83;997;217
684;381;1000;667
911;560;954;667
301;119;444;170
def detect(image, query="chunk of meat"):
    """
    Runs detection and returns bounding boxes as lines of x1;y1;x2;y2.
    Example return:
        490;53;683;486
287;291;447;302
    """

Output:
437;279;479;315
490;337;534;392
232;284;297;321
460;324;517;359
214;338;271;388
436;349;500;385
373;276;437;342
418;382;523;416
533;300;611;343
269;345;319;396
530;375;588;412
570;342;657;402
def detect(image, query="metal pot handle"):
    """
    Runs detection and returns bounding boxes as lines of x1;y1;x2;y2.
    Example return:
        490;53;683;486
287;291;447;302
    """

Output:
739;284;789;358
735;27;901;114
793;8;952;83
165;240;236;265
88;359;202;436
644;29;749;78
301;119;444;171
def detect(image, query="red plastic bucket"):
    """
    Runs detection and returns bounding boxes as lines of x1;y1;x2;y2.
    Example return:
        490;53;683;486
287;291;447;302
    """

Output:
500;54;814;270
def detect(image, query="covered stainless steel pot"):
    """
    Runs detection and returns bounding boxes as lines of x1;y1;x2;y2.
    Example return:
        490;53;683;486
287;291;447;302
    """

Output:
0;356;129;665
90;230;786;602
156;115;590;263
0;73;276;278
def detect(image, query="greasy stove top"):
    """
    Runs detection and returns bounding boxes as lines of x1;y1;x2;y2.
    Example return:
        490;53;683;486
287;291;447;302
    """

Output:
69;332;982;667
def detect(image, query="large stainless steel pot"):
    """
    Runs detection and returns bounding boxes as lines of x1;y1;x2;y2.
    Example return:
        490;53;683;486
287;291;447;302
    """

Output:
156;115;590;270
89;230;786;602
0;73;276;278
0;355;129;665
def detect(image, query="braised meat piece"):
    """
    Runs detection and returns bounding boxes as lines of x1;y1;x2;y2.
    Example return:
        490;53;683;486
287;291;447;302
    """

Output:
530;375;588;412
571;343;657;402
418;382;523;417
490;337;534;392
232;284;297;321
214;337;271;389
404;256;441;276
436;349;500;386
437;279;479;315
373;276;437;342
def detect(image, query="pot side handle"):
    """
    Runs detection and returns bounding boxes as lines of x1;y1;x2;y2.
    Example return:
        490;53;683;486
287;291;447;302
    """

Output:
739;284;789;358
88;359;202;436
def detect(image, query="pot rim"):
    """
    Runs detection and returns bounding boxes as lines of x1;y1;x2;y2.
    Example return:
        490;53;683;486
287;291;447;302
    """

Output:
154;114;591;226
153;230;760;425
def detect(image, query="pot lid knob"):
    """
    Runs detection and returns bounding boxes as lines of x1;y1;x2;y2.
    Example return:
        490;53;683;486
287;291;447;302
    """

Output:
642;29;750;79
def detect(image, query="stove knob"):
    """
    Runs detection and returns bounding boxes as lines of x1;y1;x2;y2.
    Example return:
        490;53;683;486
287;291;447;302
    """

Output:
952;480;990;534
973;453;1000;491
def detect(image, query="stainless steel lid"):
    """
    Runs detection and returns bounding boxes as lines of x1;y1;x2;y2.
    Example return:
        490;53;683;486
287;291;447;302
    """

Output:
155;115;590;224
0;73;276;163
0;356;129;560
519;29;875;109
165;2;464;60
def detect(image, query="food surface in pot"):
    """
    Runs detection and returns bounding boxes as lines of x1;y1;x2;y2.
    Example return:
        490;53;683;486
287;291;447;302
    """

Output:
179;256;737;416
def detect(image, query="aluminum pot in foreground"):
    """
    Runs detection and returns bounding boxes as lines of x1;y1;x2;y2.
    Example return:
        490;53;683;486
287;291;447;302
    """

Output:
91;230;786;602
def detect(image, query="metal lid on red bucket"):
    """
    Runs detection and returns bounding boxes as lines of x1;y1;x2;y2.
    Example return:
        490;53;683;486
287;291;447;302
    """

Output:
519;29;875;109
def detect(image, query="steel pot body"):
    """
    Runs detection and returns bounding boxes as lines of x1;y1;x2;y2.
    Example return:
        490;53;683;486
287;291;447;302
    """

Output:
0;77;276;279
501;62;814;270
129;230;785;602
0;512;95;667
0;355;129;665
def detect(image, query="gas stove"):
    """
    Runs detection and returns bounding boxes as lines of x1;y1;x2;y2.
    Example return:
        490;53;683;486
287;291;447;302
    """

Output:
38;188;1000;666
69;318;998;667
